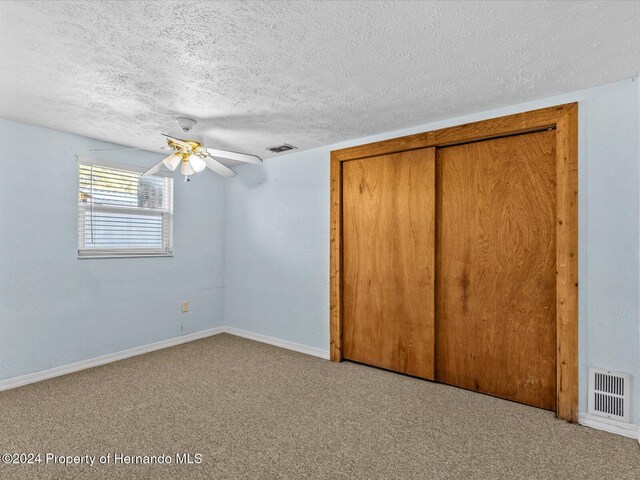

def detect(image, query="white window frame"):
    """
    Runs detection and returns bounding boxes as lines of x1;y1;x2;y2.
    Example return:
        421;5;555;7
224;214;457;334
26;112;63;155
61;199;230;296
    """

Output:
77;157;174;259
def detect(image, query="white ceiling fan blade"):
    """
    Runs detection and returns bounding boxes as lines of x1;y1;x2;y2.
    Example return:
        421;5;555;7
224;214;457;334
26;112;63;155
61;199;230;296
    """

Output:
141;160;165;177
162;152;182;171
204;155;237;178
180;159;195;175
162;133;191;149
205;147;262;165
89;146;168;152
189;156;207;172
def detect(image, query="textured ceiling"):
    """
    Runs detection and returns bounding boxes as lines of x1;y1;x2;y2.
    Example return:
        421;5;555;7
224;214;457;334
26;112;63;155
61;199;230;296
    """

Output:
1;1;639;160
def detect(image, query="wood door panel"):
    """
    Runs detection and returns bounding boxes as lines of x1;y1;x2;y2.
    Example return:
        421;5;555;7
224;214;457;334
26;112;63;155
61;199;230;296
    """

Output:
342;148;435;379
436;131;557;410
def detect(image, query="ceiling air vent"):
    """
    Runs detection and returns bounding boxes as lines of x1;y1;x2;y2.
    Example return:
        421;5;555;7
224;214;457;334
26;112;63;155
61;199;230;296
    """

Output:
588;367;630;423
267;144;297;153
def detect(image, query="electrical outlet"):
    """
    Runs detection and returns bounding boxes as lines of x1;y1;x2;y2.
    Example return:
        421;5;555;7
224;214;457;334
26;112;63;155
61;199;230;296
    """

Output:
181;301;189;313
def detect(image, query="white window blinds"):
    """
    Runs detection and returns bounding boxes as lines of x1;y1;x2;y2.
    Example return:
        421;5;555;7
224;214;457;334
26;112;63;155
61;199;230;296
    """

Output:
77;159;173;258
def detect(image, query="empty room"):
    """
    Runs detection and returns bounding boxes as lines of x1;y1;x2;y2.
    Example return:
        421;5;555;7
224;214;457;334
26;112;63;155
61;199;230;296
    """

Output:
1;1;639;478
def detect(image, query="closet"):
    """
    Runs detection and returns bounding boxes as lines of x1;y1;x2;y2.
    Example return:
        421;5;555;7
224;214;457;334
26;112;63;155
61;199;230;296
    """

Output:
342;148;436;379
330;104;578;421
436;131;556;411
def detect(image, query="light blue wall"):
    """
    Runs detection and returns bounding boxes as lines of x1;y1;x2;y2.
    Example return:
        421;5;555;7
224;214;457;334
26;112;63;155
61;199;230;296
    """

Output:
224;79;640;423
0;118;226;381
224;155;330;348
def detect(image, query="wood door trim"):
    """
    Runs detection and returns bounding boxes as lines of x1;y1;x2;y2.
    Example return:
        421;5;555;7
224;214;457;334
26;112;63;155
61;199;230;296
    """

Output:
332;104;573;162
330;103;579;422
555;104;579;422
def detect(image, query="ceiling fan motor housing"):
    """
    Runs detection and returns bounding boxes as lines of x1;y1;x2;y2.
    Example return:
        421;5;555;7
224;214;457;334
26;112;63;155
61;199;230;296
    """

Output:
176;117;197;133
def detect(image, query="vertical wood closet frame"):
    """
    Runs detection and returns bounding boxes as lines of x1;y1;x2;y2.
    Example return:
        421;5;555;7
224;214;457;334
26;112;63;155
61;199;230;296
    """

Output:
330;104;579;422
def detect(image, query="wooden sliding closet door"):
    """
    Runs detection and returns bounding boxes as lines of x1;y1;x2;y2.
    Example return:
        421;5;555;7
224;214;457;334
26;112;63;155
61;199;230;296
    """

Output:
436;130;557;410
342;148;436;379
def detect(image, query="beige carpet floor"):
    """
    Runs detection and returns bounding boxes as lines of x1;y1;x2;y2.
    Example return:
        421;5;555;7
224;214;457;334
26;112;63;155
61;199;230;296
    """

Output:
0;333;638;479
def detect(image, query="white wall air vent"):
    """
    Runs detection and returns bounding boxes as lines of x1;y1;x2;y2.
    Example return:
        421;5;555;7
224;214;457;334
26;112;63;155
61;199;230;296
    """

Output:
588;367;630;423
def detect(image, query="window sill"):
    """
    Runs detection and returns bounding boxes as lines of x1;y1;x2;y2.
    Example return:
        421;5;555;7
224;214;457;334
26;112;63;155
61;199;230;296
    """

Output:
78;254;174;260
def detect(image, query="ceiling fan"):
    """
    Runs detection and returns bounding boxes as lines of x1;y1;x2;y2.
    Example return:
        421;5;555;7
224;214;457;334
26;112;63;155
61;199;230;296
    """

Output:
90;117;262;181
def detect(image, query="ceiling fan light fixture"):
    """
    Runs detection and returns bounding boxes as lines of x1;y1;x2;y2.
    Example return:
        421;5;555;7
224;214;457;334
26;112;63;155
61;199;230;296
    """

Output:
180;159;195;176
189;156;207;172
162;152;182;171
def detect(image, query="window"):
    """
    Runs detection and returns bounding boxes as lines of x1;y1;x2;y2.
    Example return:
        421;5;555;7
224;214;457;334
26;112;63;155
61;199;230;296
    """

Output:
77;158;173;258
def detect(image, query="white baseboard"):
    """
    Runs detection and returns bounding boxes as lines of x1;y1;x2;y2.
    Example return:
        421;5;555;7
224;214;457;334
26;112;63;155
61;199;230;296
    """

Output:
0;327;225;392
578;412;639;440
223;326;330;360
